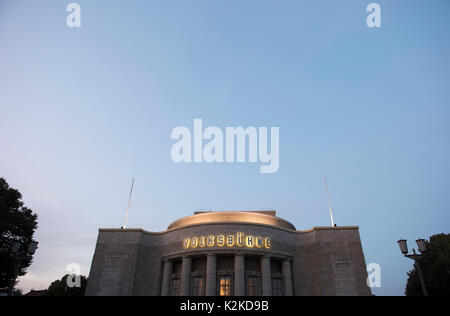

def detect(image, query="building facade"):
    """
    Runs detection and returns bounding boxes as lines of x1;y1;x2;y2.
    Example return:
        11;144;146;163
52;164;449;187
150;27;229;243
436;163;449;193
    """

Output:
85;211;371;296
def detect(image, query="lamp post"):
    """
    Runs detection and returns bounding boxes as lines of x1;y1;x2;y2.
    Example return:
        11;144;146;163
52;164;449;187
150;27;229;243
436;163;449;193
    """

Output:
8;240;38;296
397;238;428;296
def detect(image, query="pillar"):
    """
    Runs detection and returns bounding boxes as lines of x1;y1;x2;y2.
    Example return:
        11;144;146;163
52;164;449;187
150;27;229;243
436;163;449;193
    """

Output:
234;254;245;296
161;259;173;296
282;259;293;296
180;256;192;296
261;255;272;296
205;254;217;296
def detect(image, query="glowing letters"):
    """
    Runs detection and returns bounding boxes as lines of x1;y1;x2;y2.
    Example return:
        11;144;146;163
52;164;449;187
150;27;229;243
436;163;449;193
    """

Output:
183;233;271;250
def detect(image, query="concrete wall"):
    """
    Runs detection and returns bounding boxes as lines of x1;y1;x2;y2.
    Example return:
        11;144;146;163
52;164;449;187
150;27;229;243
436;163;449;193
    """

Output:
292;227;371;296
85;224;371;296
85;230;142;296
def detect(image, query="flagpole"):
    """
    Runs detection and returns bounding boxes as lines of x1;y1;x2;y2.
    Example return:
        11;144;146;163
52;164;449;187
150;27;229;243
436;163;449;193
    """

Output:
323;175;335;227
122;178;134;229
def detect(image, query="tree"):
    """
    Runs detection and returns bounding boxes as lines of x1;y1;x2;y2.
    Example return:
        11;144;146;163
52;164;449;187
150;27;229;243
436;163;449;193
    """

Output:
45;274;88;296
0;178;38;293
405;233;450;296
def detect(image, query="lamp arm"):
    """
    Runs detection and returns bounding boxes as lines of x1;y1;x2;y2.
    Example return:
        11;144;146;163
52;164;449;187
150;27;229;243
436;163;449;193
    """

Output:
405;253;421;261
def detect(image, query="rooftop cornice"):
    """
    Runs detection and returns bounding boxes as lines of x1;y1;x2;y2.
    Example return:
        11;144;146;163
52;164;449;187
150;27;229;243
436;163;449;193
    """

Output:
98;225;360;235
167;211;296;231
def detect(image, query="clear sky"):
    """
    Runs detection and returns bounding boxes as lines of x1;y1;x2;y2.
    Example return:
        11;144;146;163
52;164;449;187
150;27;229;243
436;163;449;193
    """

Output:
0;0;449;296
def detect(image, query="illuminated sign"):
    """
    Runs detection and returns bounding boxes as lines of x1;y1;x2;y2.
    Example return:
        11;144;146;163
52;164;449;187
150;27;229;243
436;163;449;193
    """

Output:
183;233;271;250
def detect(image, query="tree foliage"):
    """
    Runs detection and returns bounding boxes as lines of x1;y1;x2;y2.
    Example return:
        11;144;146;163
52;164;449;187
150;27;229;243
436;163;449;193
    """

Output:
0;178;38;292
45;274;88;296
405;233;450;296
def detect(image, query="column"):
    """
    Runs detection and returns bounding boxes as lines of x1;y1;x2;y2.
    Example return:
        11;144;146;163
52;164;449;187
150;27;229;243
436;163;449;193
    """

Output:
282;259;294;296
234;254;245;296
180;256;192;296
205;254;217;296
161;259;173;296
261;255;272;296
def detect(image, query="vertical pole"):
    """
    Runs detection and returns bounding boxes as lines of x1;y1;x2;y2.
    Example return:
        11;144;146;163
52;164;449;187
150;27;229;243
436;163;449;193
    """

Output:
282;259;294;296
9;258;22;296
415;260;429;296
261;256;272;296
206;254;217;296
180;256;192;296
323;175;335;227
234;254;245;296
161;260;173;296
122;178;134;229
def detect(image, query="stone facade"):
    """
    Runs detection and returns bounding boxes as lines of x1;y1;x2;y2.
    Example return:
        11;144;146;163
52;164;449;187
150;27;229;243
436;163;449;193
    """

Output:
85;211;371;296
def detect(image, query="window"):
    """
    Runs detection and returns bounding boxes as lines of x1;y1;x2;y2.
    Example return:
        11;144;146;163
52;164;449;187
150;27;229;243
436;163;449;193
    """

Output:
191;276;205;296
171;277;180;296
272;277;283;296
218;275;233;296
247;276;261;296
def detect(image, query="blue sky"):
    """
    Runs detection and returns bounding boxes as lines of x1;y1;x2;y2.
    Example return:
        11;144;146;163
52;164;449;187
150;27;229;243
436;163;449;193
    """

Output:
0;0;449;296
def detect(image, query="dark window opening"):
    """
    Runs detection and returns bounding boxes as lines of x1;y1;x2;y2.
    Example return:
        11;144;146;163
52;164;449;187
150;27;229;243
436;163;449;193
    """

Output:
272;277;283;296
171;276;180;296
191;275;205;296
247;275;261;296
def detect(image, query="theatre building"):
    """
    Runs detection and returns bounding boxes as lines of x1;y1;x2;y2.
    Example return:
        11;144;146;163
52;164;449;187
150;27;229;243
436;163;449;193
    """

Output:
85;211;371;296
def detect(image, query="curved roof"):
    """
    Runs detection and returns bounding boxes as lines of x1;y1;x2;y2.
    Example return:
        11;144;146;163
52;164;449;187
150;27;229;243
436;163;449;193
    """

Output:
167;211;296;231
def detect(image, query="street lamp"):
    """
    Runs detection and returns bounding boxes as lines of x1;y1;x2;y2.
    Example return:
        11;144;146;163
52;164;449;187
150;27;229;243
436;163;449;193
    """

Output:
10;241;22;254
27;241;38;255
397;239;408;255
416;239;427;254
397;238;428;296
8;240;39;296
